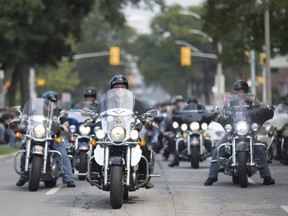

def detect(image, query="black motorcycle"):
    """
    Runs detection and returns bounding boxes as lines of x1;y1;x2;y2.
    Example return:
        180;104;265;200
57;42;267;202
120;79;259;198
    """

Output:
172;110;212;168
212;93;273;188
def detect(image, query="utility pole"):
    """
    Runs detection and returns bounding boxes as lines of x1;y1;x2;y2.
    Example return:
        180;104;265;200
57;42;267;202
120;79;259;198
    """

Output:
264;0;271;104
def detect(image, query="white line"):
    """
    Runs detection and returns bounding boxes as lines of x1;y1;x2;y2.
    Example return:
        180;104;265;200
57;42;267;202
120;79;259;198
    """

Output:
46;185;63;195
248;178;257;185
281;206;288;213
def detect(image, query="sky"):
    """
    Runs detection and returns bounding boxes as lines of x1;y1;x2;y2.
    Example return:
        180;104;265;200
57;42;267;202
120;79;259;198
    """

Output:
124;0;205;34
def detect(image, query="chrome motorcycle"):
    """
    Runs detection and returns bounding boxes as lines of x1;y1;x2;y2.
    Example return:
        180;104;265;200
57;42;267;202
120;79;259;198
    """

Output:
212;93;273;188
172;110;212;168
82;88;159;209
13;98;65;191
66;107;94;180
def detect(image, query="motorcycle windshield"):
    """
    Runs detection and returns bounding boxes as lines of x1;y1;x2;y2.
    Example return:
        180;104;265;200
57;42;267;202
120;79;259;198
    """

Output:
22;98;59;135
67;109;88;123
173;110;211;124
99;88;135;136
224;93;257;109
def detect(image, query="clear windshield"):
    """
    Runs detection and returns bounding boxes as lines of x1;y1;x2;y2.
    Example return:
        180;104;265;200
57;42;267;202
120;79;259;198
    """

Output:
99;88;135;135
22;98;59;135
223;93;258;109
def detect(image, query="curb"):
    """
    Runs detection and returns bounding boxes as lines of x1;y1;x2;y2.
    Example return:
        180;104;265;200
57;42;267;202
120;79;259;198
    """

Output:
0;152;17;163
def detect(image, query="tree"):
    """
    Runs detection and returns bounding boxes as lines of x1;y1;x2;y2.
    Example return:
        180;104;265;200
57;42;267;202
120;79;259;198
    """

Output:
0;0;163;106
130;5;217;103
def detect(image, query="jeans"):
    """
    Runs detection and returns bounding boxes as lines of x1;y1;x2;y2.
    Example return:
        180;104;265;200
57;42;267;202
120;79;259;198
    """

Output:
19;141;74;183
207;134;271;179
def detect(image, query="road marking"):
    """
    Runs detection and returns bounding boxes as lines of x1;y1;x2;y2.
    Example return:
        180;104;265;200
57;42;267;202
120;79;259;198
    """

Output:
281;206;288;213
248;178;257;185
46;185;63;195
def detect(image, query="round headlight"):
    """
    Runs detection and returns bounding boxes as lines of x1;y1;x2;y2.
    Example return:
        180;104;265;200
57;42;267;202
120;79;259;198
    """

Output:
33;125;46;138
69;125;76;133
130;130;139;140
189;122;200;131
235;121;249;135
110;126;126;142
201;123;208;130
79;124;91;135
172;122;179;129
95;129;105;139
251;123;259;131
224;124;233;133
264;123;272;132
181;124;188;131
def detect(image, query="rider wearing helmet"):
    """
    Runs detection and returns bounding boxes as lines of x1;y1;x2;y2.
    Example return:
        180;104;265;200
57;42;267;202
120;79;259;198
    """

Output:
108;74;153;189
16;91;76;188
109;74;144;115
204;80;275;186
73;87;98;110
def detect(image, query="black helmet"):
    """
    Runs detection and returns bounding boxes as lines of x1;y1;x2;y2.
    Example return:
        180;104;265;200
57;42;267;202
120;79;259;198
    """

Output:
110;74;129;89
42;91;59;102
83;87;97;98
233;80;249;93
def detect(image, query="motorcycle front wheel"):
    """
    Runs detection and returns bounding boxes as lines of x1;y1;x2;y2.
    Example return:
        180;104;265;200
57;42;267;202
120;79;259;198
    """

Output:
29;155;43;191
110;166;124;209
78;151;87;180
191;146;200;168
238;151;248;188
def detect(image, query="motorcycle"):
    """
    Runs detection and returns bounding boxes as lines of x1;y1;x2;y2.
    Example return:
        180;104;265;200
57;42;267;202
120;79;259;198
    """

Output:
212;93;273;188
66;106;95;180
172;109;213;168
263;111;288;163
81;88;159;209
13;98;65;191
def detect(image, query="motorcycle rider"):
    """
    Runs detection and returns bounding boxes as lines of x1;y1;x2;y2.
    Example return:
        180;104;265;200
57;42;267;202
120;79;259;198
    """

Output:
106;74;154;189
168;96;212;167
73;87;98;111
172;95;185;114
16;91;76;188
204;80;275;186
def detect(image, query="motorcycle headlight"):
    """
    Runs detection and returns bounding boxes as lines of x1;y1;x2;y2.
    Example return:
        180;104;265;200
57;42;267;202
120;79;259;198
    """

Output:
181;123;188;131
172;122;179;129
110;126;126;142
224;124;232;133
251;123;259;131
69;125;76;133
201;123;208;130
130;130;139;140
79;124;91;135
190;122;200;131
235;121;249;135
95;129;105;139
264;123;272;132
33;125;46;138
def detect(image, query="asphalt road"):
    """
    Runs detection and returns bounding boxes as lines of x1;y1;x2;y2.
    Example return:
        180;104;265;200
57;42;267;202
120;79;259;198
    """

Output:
1;152;288;216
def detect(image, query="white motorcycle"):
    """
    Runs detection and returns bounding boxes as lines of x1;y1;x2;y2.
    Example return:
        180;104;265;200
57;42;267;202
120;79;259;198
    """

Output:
82;88;159;209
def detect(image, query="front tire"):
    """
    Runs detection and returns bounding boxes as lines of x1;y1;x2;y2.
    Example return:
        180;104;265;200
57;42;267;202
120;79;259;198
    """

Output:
78;151;87;180
110;166;124;209
29;155;43;191
191;146;200;168
238;151;248;188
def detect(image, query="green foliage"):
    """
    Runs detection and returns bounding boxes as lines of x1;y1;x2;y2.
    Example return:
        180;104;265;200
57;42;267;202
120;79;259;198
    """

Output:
35;62;80;96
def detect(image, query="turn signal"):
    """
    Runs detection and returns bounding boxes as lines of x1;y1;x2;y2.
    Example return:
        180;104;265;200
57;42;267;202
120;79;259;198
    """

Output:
140;140;146;147
202;132;207;137
56;137;62;143
70;136;75;142
15;132;22;139
90;139;97;146
183;132;188;138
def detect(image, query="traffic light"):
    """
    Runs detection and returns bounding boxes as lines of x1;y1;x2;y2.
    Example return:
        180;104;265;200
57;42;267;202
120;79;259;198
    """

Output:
109;46;120;65
260;52;266;66
180;47;191;66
